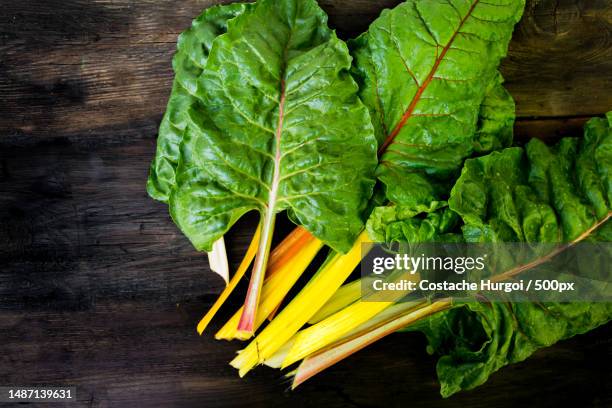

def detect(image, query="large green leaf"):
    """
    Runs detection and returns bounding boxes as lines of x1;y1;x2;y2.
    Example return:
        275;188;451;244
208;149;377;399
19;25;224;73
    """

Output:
350;0;524;208
168;0;378;331
169;0;377;254
450;115;612;243
411;114;612;397
413;300;611;397
147;3;251;202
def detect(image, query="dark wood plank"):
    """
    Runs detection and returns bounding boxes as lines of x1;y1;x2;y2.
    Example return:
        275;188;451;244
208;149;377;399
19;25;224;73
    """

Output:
514;115;594;141
1;300;610;408
501;0;612;118
0;139;260;309
1;0;610;144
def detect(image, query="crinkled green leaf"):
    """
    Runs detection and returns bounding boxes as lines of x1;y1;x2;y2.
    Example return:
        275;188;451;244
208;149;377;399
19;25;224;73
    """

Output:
410;114;612;397
411;300;612;397
473;71;515;153
365;201;455;242
450;114;612;243
147;3;250;202
350;0;524;208
169;0;378;253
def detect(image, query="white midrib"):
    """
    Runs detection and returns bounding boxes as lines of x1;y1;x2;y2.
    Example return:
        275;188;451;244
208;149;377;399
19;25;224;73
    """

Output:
237;79;287;333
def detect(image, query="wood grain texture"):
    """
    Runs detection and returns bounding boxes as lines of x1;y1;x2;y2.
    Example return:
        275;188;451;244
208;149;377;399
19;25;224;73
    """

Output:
0;0;611;407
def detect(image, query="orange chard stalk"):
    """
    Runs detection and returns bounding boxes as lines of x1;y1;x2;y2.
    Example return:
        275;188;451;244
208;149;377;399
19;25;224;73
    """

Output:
216;232;323;340
266;228;317;321
266;227;312;273
238;216;318;335
197;226;312;335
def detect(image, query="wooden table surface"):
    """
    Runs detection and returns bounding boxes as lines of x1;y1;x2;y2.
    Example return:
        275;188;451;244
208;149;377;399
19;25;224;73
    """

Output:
1;1;611;407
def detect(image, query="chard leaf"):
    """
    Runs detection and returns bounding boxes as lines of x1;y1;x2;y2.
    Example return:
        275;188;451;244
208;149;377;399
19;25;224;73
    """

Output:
147;3;250;202
168;0;377;332
473;72;514;153
413;301;612;397
450;114;612;243
411;114;612;397
365;202;456;242
350;0;524;207
171;0;377;253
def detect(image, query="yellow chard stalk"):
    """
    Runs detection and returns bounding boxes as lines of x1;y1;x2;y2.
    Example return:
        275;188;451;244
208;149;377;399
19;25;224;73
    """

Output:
267;299;423;369
230;231;372;377
216;232;323;340
281;270;419;368
307;279;362;324
281;300;394;368
263;337;297;369
291;299;452;389
198;226;315;335
197;228;261;335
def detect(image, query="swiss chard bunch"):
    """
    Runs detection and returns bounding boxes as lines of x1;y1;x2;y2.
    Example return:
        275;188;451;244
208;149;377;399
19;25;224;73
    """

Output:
228;0;525;377
147;0;610;398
